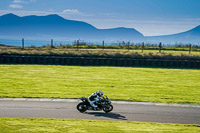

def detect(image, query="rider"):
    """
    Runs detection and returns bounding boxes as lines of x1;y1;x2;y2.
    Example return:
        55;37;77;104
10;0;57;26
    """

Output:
88;90;103;110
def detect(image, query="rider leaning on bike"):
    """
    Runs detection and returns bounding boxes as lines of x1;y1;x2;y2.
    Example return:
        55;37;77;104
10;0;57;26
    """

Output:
88;90;103;110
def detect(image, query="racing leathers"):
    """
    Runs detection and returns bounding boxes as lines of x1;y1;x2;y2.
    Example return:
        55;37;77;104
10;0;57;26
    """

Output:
88;92;101;109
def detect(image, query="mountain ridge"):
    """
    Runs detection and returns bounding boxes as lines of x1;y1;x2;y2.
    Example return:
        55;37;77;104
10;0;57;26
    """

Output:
0;13;144;41
0;13;199;43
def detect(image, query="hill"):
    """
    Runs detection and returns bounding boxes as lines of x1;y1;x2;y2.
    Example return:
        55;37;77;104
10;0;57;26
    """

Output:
0;13;200;44
146;25;200;44
0;13;144;41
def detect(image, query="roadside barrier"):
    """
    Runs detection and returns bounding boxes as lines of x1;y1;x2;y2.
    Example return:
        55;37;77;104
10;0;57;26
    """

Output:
0;54;199;68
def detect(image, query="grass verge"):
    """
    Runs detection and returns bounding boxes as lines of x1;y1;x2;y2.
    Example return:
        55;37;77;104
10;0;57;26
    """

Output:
1;46;200;60
0;118;199;133
0;65;199;104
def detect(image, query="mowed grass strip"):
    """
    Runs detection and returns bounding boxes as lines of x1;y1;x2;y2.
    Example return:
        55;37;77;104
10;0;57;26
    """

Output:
0;65;199;104
1;46;200;60
0;118;199;133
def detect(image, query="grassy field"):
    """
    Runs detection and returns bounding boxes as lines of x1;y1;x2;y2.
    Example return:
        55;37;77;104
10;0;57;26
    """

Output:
0;65;199;104
0;118;199;133
1;46;200;60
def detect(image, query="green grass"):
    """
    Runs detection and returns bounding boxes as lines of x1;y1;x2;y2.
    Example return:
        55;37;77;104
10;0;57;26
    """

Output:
0;118;199;133
1;46;200;60
0;65;199;104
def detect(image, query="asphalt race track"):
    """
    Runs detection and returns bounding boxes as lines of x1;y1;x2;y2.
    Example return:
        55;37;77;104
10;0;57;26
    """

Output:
0;100;199;124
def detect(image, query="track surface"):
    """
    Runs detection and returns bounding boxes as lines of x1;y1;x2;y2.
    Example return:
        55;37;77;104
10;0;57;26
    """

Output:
0;100;199;124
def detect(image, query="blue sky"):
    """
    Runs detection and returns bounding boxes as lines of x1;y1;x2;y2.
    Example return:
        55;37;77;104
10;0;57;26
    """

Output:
0;0;200;36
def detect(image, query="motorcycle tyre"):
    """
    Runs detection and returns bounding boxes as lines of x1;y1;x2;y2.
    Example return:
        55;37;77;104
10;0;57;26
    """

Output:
77;102;87;113
103;104;113;113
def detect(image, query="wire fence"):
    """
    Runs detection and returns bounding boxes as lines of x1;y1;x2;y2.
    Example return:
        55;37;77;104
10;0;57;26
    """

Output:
0;38;200;54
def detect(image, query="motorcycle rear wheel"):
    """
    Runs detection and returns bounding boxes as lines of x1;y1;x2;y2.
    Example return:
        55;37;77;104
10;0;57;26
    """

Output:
103;104;113;113
77;102;87;113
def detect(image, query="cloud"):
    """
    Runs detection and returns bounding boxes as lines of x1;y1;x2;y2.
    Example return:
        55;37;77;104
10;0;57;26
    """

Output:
9;4;23;9
13;0;24;3
9;0;36;9
62;9;80;14
13;0;36;4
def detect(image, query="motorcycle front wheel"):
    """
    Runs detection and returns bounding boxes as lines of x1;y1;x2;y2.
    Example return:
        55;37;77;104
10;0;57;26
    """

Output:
103;104;113;113
77;102;87;113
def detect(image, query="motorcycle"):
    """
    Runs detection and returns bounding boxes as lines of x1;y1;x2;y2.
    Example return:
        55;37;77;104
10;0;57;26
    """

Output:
77;96;113;113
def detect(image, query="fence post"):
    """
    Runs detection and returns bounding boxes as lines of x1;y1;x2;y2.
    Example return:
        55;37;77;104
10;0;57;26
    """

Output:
122;41;125;49
142;42;144;53
77;40;79;51
189;44;192;54
159;42;162;53
51;39;53;48
22;38;24;49
128;42;130;51
102;41;105;50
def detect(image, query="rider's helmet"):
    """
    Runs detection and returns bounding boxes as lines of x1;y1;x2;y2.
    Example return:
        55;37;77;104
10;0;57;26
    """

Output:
97;90;103;96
